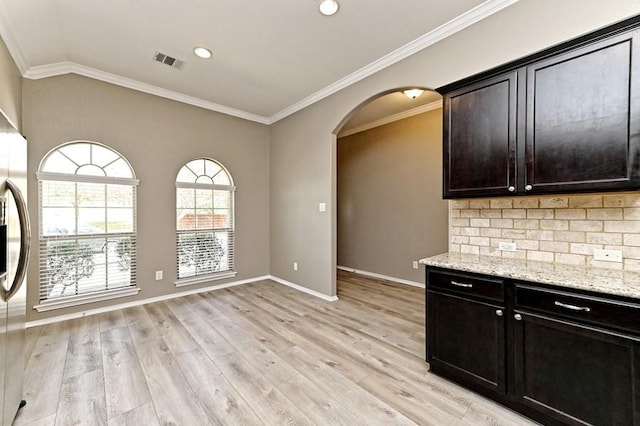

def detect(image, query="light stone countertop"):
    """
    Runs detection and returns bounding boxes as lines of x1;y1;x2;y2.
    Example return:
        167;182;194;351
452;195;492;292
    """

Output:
419;252;640;300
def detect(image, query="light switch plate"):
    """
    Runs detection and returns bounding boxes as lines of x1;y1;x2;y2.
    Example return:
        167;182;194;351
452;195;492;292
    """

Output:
155;270;163;280
319;202;326;212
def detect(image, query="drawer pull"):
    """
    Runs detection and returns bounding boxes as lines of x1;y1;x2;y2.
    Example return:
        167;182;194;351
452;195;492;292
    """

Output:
450;280;473;288
514;314;522;321
554;301;591;312
496;309;503;316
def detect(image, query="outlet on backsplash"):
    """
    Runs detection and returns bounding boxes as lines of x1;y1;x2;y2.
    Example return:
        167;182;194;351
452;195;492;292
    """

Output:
593;248;622;262
499;242;517;252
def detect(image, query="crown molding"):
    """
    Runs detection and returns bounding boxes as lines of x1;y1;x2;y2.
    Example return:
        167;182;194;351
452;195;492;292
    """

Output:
23;62;271;124
267;0;519;123
0;1;28;74
3;0;517;125
338;100;442;138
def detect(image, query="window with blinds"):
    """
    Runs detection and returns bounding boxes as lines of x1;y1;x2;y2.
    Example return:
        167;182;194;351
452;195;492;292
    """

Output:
37;142;139;306
176;158;235;284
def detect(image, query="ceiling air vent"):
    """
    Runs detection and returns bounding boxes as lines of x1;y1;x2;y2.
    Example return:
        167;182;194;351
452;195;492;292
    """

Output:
154;52;185;69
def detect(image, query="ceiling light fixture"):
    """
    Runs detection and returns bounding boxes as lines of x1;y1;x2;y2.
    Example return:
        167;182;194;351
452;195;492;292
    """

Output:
194;47;212;59
319;0;339;16
403;89;424;99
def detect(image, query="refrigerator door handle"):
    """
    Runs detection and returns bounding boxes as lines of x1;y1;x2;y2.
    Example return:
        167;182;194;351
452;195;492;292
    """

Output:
2;179;30;302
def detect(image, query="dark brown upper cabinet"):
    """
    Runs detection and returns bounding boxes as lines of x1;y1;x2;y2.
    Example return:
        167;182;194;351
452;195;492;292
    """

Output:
443;72;517;198
439;16;640;199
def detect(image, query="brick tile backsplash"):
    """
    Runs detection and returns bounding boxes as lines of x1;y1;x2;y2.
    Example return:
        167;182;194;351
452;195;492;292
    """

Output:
449;192;640;271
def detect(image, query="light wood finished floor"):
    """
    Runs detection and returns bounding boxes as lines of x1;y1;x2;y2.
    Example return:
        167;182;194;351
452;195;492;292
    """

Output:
15;271;537;425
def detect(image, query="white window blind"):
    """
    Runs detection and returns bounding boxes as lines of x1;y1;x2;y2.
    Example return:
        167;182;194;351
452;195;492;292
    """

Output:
37;142;139;304
176;159;235;282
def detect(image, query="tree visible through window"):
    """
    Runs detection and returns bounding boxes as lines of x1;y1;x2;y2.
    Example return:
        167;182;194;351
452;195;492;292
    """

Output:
37;142;138;303
176;158;235;281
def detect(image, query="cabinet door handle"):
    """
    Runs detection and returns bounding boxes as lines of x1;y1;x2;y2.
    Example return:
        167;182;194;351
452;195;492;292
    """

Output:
508;186;515;192
450;280;473;288
554;301;591;312
514;314;522;321
496;309;503;316
525;184;533;191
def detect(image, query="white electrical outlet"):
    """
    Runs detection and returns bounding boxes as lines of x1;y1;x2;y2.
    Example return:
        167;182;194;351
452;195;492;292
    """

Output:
412;261;419;270
593;248;622;262
319;202;327;212
155;270;163;280
498;242;517;252
293;262;298;271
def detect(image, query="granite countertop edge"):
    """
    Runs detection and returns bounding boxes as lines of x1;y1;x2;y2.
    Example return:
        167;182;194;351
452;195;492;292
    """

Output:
419;252;640;300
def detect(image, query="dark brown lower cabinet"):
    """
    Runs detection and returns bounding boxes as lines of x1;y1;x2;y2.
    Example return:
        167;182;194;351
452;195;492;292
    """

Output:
513;311;640;425
426;267;640;425
428;291;506;393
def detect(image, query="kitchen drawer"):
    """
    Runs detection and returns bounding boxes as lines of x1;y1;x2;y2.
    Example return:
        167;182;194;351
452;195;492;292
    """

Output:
515;284;640;336
428;269;504;302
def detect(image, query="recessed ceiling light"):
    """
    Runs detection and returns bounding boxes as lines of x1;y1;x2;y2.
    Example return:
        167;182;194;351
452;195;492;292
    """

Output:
319;0;339;16
193;47;212;59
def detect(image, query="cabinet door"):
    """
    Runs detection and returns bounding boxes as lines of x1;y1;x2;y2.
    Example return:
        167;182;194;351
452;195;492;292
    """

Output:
443;71;517;198
513;311;640;425
427;291;506;393
525;30;640;194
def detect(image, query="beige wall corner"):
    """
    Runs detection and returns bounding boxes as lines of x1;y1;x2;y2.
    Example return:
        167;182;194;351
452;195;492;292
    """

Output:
337;109;447;283
0;34;22;130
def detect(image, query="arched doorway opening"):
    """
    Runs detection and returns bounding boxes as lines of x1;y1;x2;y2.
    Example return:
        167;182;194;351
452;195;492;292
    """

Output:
332;87;448;296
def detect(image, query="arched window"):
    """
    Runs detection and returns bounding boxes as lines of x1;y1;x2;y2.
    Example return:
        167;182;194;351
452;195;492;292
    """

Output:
176;158;235;285
36;142;139;310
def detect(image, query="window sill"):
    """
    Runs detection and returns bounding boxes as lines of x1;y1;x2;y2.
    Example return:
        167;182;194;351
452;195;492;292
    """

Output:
34;287;141;312
175;271;237;287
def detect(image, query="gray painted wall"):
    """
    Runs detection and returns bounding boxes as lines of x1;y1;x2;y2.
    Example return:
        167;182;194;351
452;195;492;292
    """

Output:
23;74;270;322
337;109;447;283
6;0;640;320
0;34;21;129
269;0;640;297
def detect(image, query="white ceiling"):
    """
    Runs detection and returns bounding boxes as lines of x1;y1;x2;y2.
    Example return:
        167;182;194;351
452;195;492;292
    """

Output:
0;0;517;124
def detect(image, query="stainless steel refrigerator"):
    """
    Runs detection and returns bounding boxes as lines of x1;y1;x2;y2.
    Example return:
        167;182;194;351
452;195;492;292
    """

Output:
0;110;30;425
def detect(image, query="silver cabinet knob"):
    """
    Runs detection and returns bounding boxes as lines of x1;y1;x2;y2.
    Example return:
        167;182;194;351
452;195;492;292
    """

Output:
514;313;522;321
496;309;503;316
508;186;515;192
525;184;533;191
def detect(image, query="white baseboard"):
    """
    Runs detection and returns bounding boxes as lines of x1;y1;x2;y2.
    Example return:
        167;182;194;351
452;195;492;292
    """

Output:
26;275;271;328
26;274;341;328
27;268;422;328
269;275;339;302
337;266;425;288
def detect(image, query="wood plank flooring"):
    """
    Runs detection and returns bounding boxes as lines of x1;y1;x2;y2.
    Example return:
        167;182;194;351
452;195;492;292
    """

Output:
14;271;537;425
